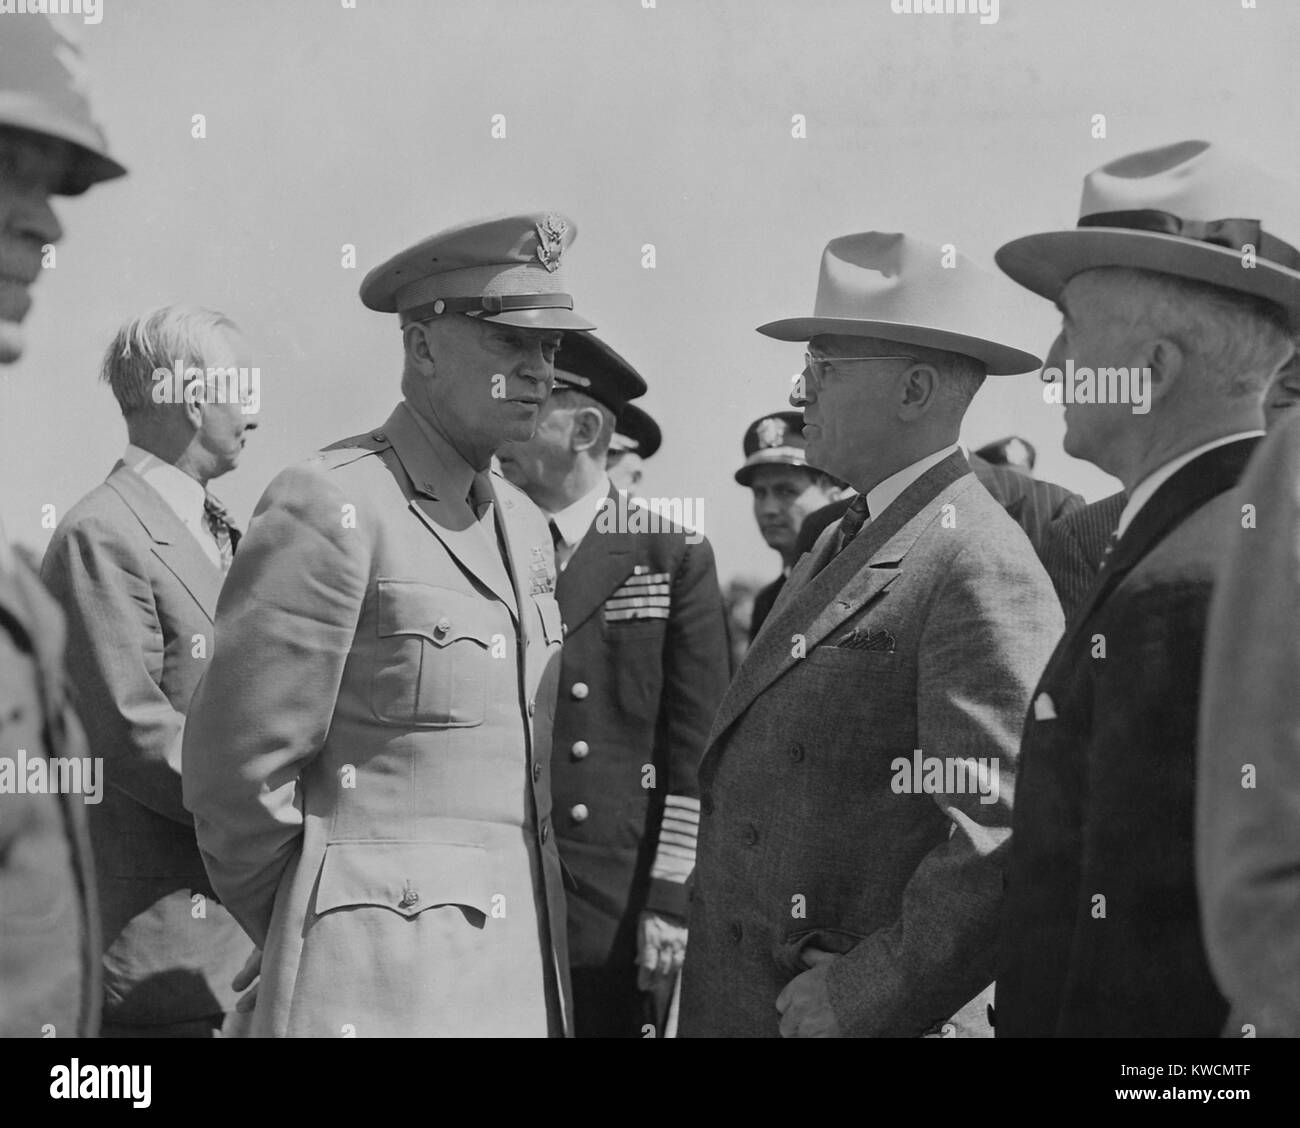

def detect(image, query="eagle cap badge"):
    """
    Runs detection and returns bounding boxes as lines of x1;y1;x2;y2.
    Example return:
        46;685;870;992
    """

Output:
756;417;787;448
535;213;568;273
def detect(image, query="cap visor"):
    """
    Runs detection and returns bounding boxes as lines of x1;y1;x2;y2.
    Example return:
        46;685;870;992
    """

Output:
756;317;1041;375
477;308;596;331
996;229;1300;323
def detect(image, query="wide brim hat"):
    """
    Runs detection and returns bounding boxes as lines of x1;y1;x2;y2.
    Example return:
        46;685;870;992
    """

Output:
757;231;1041;375
360;211;596;331
996;140;1300;323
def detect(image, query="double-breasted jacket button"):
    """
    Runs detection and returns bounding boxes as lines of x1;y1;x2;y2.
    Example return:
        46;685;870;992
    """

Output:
571;740;590;760
570;682;589;700
729;922;743;944
398;880;420;909
570;803;590;823
743;823;759;847
789;744;805;763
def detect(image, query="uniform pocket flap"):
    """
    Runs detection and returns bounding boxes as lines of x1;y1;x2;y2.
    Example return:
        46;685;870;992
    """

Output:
315;840;490;919
535;594;564;645
376;580;494;647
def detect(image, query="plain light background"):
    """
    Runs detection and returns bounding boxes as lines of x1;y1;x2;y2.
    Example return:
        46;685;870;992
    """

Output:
2;0;1297;588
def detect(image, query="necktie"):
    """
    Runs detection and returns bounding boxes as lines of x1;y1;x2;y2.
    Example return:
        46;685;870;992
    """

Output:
549;518;572;571
203;493;240;572
835;494;872;553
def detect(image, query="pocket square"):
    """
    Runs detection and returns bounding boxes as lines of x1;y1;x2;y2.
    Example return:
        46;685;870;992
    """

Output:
833;627;896;653
1033;692;1057;720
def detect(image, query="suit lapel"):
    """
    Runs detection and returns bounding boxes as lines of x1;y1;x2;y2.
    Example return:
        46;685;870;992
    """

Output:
1052;437;1260;662
554;486;635;631
105;463;222;622
709;451;972;745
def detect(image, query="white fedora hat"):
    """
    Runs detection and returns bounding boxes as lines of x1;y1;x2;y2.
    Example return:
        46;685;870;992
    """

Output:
996;140;1300;322
757;231;1040;375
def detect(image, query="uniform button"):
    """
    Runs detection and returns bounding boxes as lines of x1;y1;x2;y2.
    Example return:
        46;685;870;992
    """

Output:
743;823;759;847
570;803;589;823
398;880;419;909
562;622;568;639
789;744;805;763
527;699;536;717
730;922;743;944
540;820;550;843
570;682;589;700
434;616;451;636
371;430;386;442
701;793;714;815
571;740;590;760
532;762;542;784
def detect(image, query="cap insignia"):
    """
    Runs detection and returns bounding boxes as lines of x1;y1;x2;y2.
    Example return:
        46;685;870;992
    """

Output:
535;214;568;273
756;417;787;448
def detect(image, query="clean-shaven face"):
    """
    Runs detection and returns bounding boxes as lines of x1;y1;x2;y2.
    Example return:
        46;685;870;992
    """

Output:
748;464;837;556
195;328;259;479
0;128;72;364
496;395;576;496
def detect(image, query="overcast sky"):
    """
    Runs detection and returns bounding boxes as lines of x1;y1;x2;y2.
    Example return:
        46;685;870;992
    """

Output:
2;0;1297;587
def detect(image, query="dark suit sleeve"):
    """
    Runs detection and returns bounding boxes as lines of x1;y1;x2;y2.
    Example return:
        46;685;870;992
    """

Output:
643;536;730;920
1040;517;1099;622
42;517;191;826
1059;579;1224;1034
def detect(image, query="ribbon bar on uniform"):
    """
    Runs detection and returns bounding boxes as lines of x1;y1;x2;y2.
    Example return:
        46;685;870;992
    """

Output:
400;292;577;325
1078;209;1300;270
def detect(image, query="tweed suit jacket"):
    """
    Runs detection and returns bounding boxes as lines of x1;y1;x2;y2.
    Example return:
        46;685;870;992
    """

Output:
183;401;571;1037
997;438;1258;1037
1198;415;1300;1037
793;454;1082;563
0;553;100;1037
679;452;1063;1037
41;464;253;1028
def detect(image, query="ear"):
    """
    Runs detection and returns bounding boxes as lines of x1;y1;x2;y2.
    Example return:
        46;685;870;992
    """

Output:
402;321;437;377
897;363;940;418
1147;337;1185;404
570;406;605;453
181;379;205;431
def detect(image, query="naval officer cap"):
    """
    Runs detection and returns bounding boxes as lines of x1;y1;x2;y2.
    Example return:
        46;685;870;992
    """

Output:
552;331;647;418
610;402;662;460
360;211;597;331
735;410;822;486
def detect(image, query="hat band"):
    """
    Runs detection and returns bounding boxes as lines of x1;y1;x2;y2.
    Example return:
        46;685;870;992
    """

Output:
1078;209;1300;270
400;292;575;326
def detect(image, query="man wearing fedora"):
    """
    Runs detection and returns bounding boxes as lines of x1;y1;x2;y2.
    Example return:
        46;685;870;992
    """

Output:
497;333;729;1037
995;141;1300;1037
734;411;846;640
183;213;589;1037
679;232;1062;1038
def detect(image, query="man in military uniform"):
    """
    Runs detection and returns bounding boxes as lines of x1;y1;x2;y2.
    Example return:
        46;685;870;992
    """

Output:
182;213;590;1037
0;16;126;1038
497;333;730;1037
736;411;846;639
605;401;660;497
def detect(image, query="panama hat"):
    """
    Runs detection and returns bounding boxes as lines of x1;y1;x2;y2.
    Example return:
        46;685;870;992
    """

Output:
996;140;1300;323
756;231;1041;375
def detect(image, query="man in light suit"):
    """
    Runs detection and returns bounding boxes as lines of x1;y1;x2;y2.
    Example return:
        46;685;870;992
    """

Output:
1197;357;1300;1038
0;16;126;1039
679;232;1062;1038
183;213;590;1037
497;333;730;1037
43;307;258;1037
995;141;1299;1036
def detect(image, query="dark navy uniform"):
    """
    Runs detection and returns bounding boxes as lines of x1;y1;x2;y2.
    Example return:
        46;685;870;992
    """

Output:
551;488;729;1036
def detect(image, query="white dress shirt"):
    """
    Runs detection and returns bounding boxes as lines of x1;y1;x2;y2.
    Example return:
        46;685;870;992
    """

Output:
122;444;223;570
1114;431;1263;541
546;474;611;569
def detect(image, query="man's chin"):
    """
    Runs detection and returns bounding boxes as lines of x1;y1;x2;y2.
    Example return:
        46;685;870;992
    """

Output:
0;319;26;365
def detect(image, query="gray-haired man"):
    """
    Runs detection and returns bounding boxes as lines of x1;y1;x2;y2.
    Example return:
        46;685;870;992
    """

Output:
41;306;259;1037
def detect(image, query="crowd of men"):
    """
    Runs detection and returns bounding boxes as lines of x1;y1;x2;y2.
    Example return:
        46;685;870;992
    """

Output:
4;17;1300;1039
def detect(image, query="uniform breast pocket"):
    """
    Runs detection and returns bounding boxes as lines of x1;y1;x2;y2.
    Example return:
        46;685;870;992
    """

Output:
370;580;497;728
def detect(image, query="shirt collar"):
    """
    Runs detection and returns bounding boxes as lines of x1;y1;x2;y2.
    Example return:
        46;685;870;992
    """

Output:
864;443;961;520
548;475;611;549
397;401;480;505
123;444;207;529
1114;431;1263;540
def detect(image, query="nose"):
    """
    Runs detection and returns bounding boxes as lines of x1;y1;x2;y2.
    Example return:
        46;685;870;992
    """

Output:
1042;333;1066;383
789;369;812;408
9;186;64;249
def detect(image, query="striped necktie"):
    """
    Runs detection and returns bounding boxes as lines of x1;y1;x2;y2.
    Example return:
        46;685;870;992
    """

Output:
835;494;873;553
203;493;240;572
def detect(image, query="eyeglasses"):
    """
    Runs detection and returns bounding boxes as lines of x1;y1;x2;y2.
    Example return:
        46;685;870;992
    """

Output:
802;353;916;382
